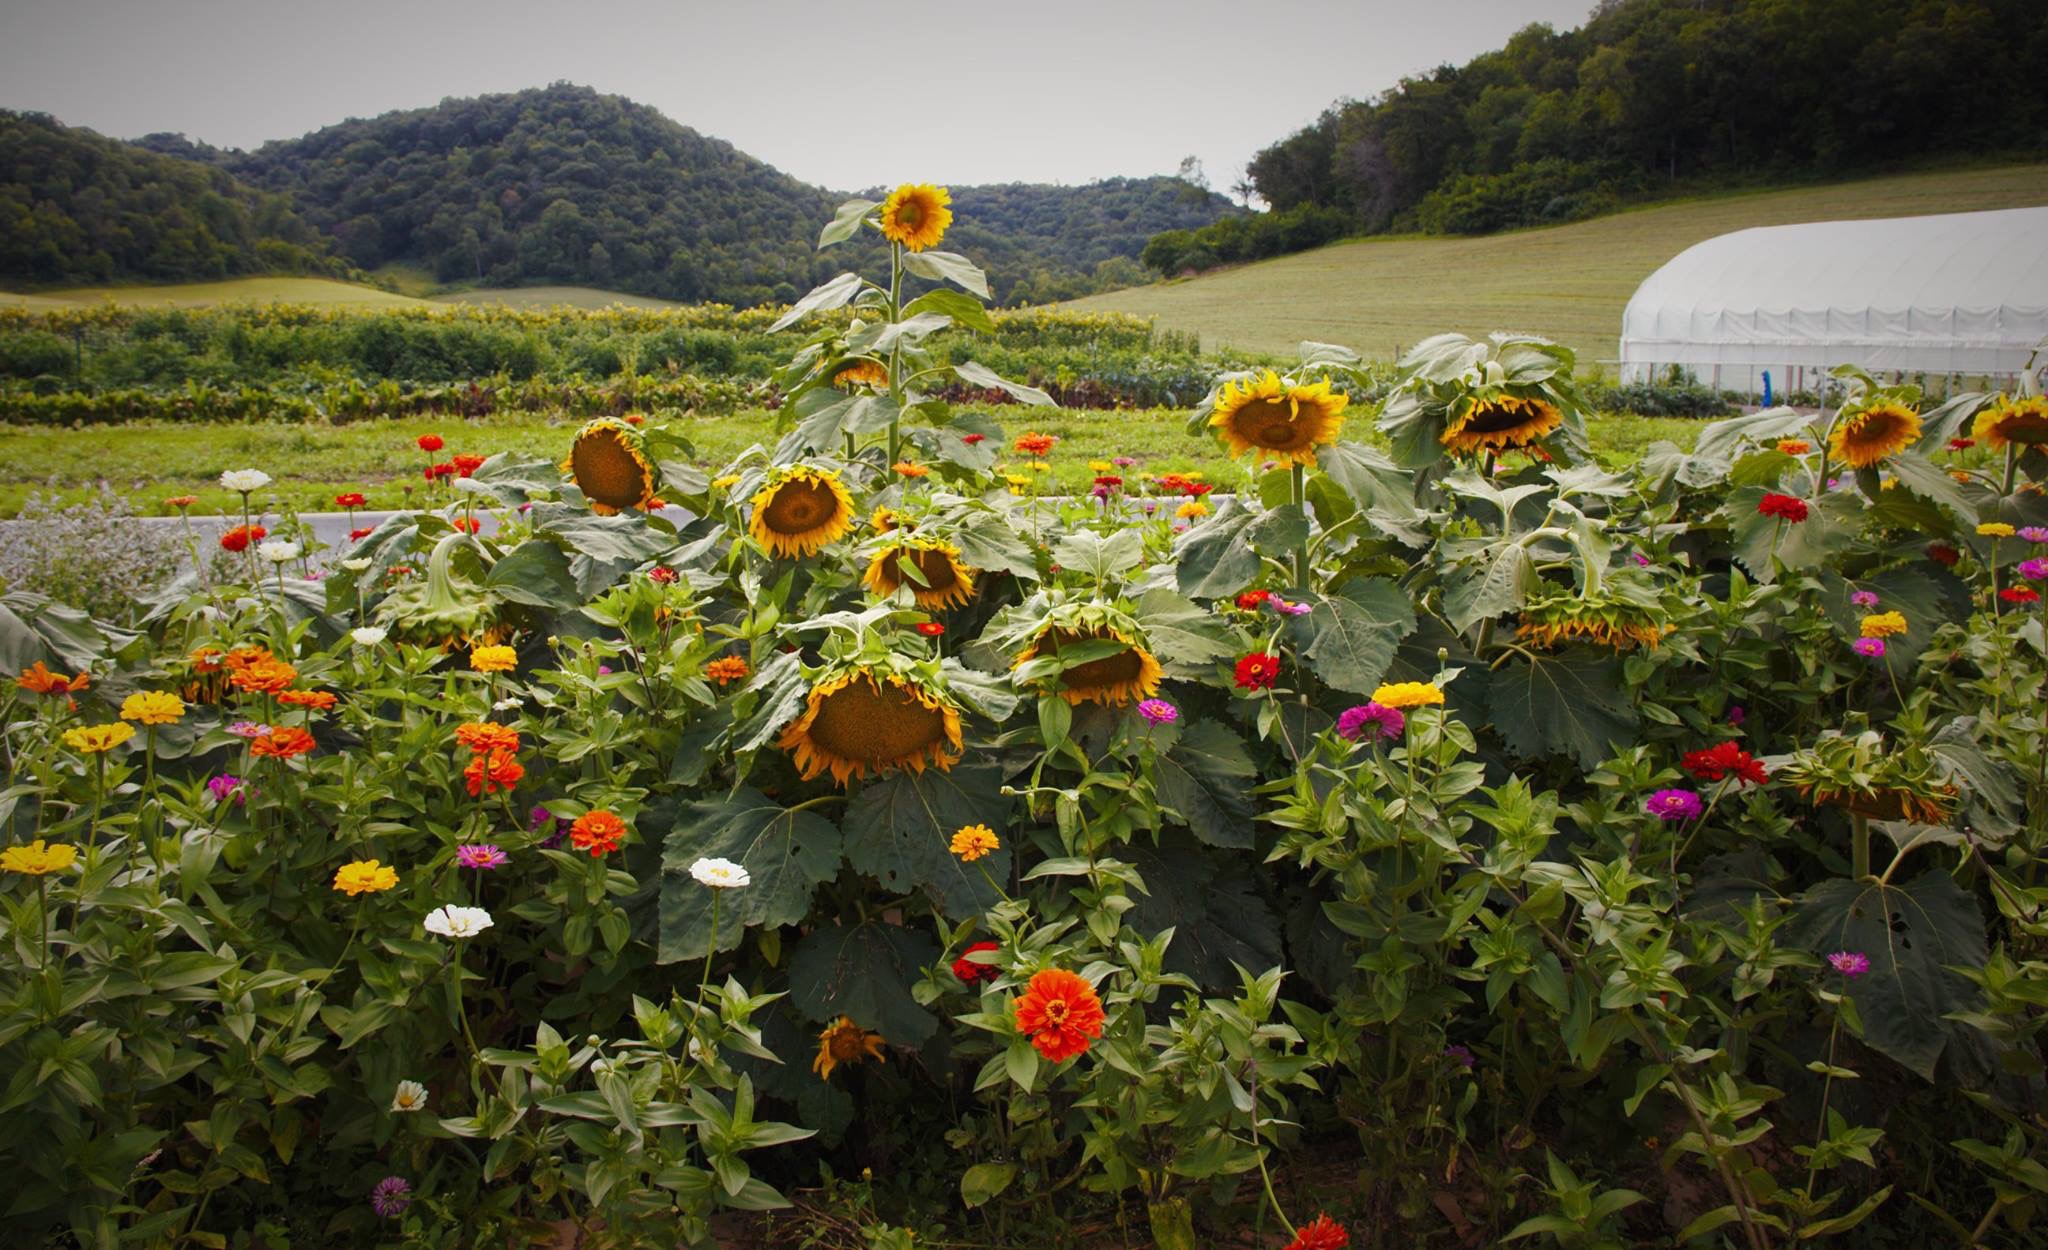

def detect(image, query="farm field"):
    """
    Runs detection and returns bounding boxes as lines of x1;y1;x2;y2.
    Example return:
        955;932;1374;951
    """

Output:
0;276;435;309
430;285;691;310
0;409;1708;518
1066;163;2048;365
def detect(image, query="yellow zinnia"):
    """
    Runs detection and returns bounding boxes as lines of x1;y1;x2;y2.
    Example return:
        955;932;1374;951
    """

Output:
62;722;135;754
561;417;659;515
812;1016;887;1081
120;691;186;725
333;859;399;896
712;474;742;490
470;644;518;673
1013;624;1163;708
862;539;977;611
1003;474;1033;490
1370;681;1445;709
748;466;856;560
1;839;79;875
1208;371;1348;466
1860;612;1908;638
778;667;963;787
1175;501;1209;520
1978;522;2016;538
1828;401;1921;469
1441;394;1564;456
1972;395;2048;450
877;184;952;253
950;824;1000;862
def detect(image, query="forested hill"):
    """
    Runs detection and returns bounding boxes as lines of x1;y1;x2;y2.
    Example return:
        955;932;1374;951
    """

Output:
126;84;1233;306
0;111;348;286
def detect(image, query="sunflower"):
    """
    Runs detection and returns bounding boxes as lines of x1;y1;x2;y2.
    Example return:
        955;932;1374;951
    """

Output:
1208;371;1348;466
862;538;977;610
877;184;952;253
748;466;856;560
1972;395;2048;450
1013;624;1163;707
832;359;890;390
1828;401;1921;469
1517;589;1669;651
812;1017;888;1081
1797;782;1955;825
1442;394;1564;456
560;417;659;515
778;667;963;786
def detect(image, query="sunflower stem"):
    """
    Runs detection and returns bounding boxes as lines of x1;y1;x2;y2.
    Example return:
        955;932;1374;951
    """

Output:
1289;463;1308;591
1850;812;1871;882
886;242;904;467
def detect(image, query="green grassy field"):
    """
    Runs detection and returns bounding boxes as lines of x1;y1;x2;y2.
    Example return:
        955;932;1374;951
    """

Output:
431;286;689;310
0;410;1702;518
0;276;691;311
1065;164;2048;367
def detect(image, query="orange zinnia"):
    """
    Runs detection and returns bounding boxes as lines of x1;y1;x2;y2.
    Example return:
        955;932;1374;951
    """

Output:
704;656;751;686
17;662;90;696
1014;969;1105;1062
570;810;626;857
464;749;524;798
453;721;522;754
222;646;274;673
231;659;299;695
250;726;316;759
1013;432;1057;456
277;690;337;710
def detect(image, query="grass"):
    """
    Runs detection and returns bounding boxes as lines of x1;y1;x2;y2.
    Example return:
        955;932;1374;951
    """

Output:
431;286;690;310
0;409;1705;519
0;276;433;309
1065;163;2048;367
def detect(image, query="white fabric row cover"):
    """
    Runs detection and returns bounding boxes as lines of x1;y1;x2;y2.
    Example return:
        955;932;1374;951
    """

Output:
1620;206;2048;392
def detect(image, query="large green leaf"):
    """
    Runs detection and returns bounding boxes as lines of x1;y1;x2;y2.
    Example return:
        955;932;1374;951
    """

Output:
951;513;1037;580
843;761;1010;916
1153;722;1258;848
1490;649;1637;767
657;788;844;963
1133;588;1237;675
1302;578;1417;694
769;272;862;332
1786;870;1987;1080
1440;537;1535;633
1729;487;1859;583
0;592;140;673
901;250;991;299
486;539;581;611
1172;500;1259;600
1126;835;1282;990
786;921;940;1046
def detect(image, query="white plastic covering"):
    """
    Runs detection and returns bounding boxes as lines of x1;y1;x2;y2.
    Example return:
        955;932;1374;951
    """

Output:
1619;206;2048;395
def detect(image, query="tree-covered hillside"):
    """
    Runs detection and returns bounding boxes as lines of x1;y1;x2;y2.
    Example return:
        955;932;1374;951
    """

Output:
0;111;347;287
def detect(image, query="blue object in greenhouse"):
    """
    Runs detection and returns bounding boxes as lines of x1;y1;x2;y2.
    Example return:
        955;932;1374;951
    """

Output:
1762;371;1773;406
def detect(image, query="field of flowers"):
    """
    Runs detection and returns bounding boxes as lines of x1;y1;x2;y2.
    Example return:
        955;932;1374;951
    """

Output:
5;184;2048;1250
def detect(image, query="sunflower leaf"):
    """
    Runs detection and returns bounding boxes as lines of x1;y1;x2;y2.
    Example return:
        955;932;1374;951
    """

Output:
1490;649;1637;767
1154;722;1258;848
904;288;994;334
843;761;1010;918
818;199;878;248
657;788;844;963
1172;500;1259;600
952;360;1052;406
786;921;941;1047
769;272;863;333
1302;578;1417;695
901;249;990;299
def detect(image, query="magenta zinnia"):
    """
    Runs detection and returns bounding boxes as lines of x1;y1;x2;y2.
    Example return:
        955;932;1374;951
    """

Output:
1644;788;1704;821
1336;702;1404;742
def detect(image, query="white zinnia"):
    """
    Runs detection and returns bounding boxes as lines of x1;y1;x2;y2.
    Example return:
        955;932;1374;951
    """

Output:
257;540;301;564
340;557;373;572
423;904;494;939
492;696;522;711
219;469;272;492
390;1080;428;1113
689;857;751;889
351;626;388;646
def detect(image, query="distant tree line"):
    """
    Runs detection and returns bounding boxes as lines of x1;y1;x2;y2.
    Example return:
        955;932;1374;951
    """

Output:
1143;0;2048;276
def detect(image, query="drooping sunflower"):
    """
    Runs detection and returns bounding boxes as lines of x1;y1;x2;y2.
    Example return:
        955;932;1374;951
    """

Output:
1972;394;2048;450
877;183;952;252
832;359;890;390
1517;586;1670;651
561;417;659;515
1012;623;1164;707
1797;781;1955;824
862;537;977;610
812;1017;888;1081
1828;401;1922;469
1442;393;1565;456
778;666;963;786
748;466;856;560
1208;371;1348;466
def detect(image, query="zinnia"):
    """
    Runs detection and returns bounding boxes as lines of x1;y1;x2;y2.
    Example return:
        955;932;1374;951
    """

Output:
1978;522;2017;538
62;722;134;754
120;691;185;725
16;661;89;696
1827;951;1871;977
952;940;1001;985
219;524;267;553
417;434;444;452
250;726;316;758
569;810;627;857
1013;432;1057;456
335;492;367;508
453;721;521;754
277;689;336;710
423;904;493;939
1137;698;1179;726
1;839;79;875
1336;702;1404;742
1644;789;1704;821
1014;968;1106;1062
2000;587;2041;604
1285;1214;1352;1250
704;656;752;685
455;844;509;871
949;824;1000;862
1682;741;1767;786
333;859;399;896
464;749;524;798
471;645;518;673
1234;653;1281;691
1860;611;1907;638
1852;636;1886;659
1369;681;1445;709
688;855;751;887
1757;493;1809;522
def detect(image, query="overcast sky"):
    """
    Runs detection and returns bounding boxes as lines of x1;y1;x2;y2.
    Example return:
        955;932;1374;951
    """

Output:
1;0;1594;193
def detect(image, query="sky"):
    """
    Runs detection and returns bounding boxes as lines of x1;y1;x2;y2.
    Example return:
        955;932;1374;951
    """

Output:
0;0;1594;194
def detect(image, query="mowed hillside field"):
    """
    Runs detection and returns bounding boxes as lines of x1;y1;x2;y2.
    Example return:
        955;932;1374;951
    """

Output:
1066;164;2048;365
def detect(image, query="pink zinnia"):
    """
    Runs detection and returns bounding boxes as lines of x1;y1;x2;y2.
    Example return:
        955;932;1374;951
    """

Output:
370;1176;412;1218
1826;951;1871;977
456;843;509;870
2019;558;2048;582
1644;788;1704;821
1336;702;1404;742
1850;590;1880;608
227;721;272;739
1136;699;1178;726
2019;526;2048;544
1852;637;1886;659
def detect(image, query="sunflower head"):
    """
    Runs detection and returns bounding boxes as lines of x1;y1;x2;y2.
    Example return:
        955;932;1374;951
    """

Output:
878;184;952;252
862;537;977;610
1442;393;1565;456
832;359;891;391
777;665;964;787
561;417;659;515
1011;613;1164;708
1208;371;1348;466
1516;582;1670;652
1828;401;1922;469
1972;394;2048;450
748;465;856;559
812;1017;888;1081
1779;729;1958;826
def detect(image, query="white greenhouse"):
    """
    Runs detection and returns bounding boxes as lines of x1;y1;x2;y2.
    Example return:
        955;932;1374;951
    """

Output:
1618;205;2048;398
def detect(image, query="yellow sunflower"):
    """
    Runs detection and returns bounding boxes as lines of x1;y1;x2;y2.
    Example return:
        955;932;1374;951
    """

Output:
1208;371;1348;466
832;359;890;390
812;1016;888;1081
1972;395;2048;450
1517;604;1668;651
1441;394;1564;456
561;417;658;515
778;667;963;786
748;466;856;559
877;183;952;252
1013;624;1164;707
862;538;977;610
1828;401;1921;469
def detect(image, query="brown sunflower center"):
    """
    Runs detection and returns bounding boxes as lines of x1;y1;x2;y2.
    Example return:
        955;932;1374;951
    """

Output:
1850;410;1910;447
1466;400;1546;436
1231;398;1310;451
1044;629;1143;689
571;430;650;507
828;1027;866;1060
912;548;960;591
763;478;839;534
806;677;947;769
896;201;924;227
1996;410;2048;444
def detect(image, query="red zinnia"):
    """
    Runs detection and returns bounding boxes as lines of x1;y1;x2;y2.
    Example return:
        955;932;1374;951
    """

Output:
2000;587;2040;604
961;433;986;445
249;726;316;759
1683;741;1768;787
1093;475;1123;488
952;940;1000;985
451;454;487;476
349;527;374;541
219;524;266;553
452;517;481;534
464;749;524;797
417;434;444;452
335;492;366;508
1234;652;1281;691
1235;589;1273;611
623;414;645;426
425;463;455;481
1948;437;1976;451
648;566;678;584
1285;1214;1351;1250
1013;968;1105;1062
1927;542;1961;568
1757;493;1809;522
277;689;337;710
916;622;946;636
